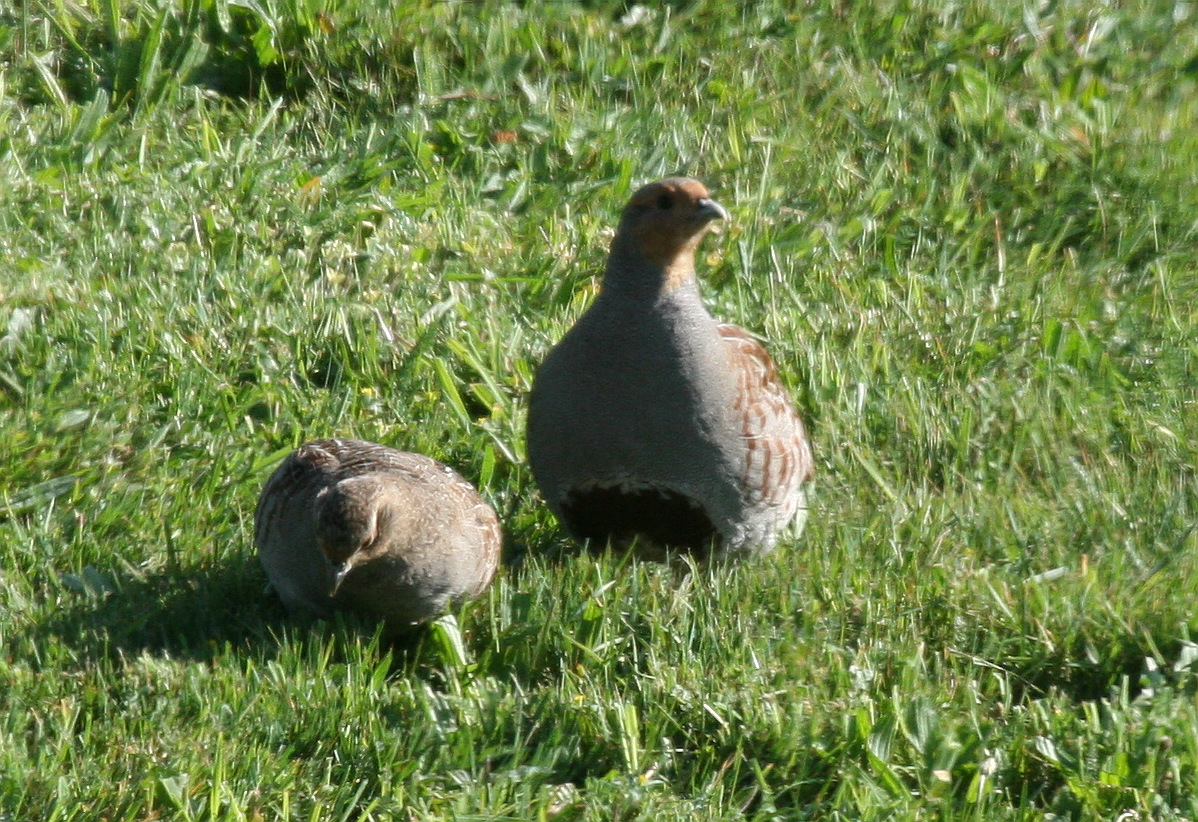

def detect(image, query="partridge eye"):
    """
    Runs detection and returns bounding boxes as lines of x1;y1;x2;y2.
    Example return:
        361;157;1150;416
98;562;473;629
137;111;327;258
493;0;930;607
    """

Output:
657;193;674;210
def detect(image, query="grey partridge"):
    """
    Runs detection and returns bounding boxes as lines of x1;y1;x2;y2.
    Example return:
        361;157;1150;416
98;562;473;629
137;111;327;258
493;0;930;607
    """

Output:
255;438;501;633
526;177;813;557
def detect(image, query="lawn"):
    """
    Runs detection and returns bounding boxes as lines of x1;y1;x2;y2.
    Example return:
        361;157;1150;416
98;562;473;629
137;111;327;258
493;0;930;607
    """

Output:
1;0;1197;819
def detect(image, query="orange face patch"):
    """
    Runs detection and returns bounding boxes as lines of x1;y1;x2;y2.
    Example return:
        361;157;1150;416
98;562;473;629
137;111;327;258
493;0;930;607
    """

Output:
621;178;725;272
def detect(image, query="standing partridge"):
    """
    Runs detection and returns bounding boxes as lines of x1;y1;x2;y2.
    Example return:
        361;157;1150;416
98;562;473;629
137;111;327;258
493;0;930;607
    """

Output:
527;177;813;557
255;438;501;634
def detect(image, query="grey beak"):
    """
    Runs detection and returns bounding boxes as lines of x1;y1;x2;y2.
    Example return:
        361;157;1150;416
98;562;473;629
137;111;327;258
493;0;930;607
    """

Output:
331;559;355;596
696;197;729;223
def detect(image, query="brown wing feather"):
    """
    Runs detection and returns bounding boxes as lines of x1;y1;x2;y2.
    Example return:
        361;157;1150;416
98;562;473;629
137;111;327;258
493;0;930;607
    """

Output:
718;324;814;517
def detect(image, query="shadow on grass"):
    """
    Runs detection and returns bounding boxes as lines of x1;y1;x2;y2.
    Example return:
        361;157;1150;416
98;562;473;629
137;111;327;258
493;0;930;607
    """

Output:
37;551;495;674
36;552;290;664
501;519;723;576
35;518;677;679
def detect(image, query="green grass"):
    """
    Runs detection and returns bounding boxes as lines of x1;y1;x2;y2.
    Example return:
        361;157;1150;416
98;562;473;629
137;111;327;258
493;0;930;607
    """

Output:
2;0;1198;818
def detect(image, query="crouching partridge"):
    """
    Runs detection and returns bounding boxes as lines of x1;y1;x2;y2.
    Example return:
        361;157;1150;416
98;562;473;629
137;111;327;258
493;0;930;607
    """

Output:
255;438;501;634
527;177;813;557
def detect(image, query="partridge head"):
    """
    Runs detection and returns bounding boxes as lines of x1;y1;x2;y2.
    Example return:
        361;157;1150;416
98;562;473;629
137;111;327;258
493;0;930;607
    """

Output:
609;177;729;280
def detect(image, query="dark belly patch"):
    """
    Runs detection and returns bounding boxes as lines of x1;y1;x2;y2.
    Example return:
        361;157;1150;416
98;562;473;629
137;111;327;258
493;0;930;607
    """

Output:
561;486;719;553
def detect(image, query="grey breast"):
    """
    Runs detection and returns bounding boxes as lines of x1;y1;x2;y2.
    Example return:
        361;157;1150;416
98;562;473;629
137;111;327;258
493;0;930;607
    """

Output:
527;292;748;549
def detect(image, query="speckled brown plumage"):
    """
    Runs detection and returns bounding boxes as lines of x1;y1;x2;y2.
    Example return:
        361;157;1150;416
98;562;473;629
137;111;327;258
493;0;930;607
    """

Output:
526;177;813;557
255;438;501;633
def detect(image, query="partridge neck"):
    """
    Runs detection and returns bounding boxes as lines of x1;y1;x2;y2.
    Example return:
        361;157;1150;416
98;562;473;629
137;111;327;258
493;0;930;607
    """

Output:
601;244;703;304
